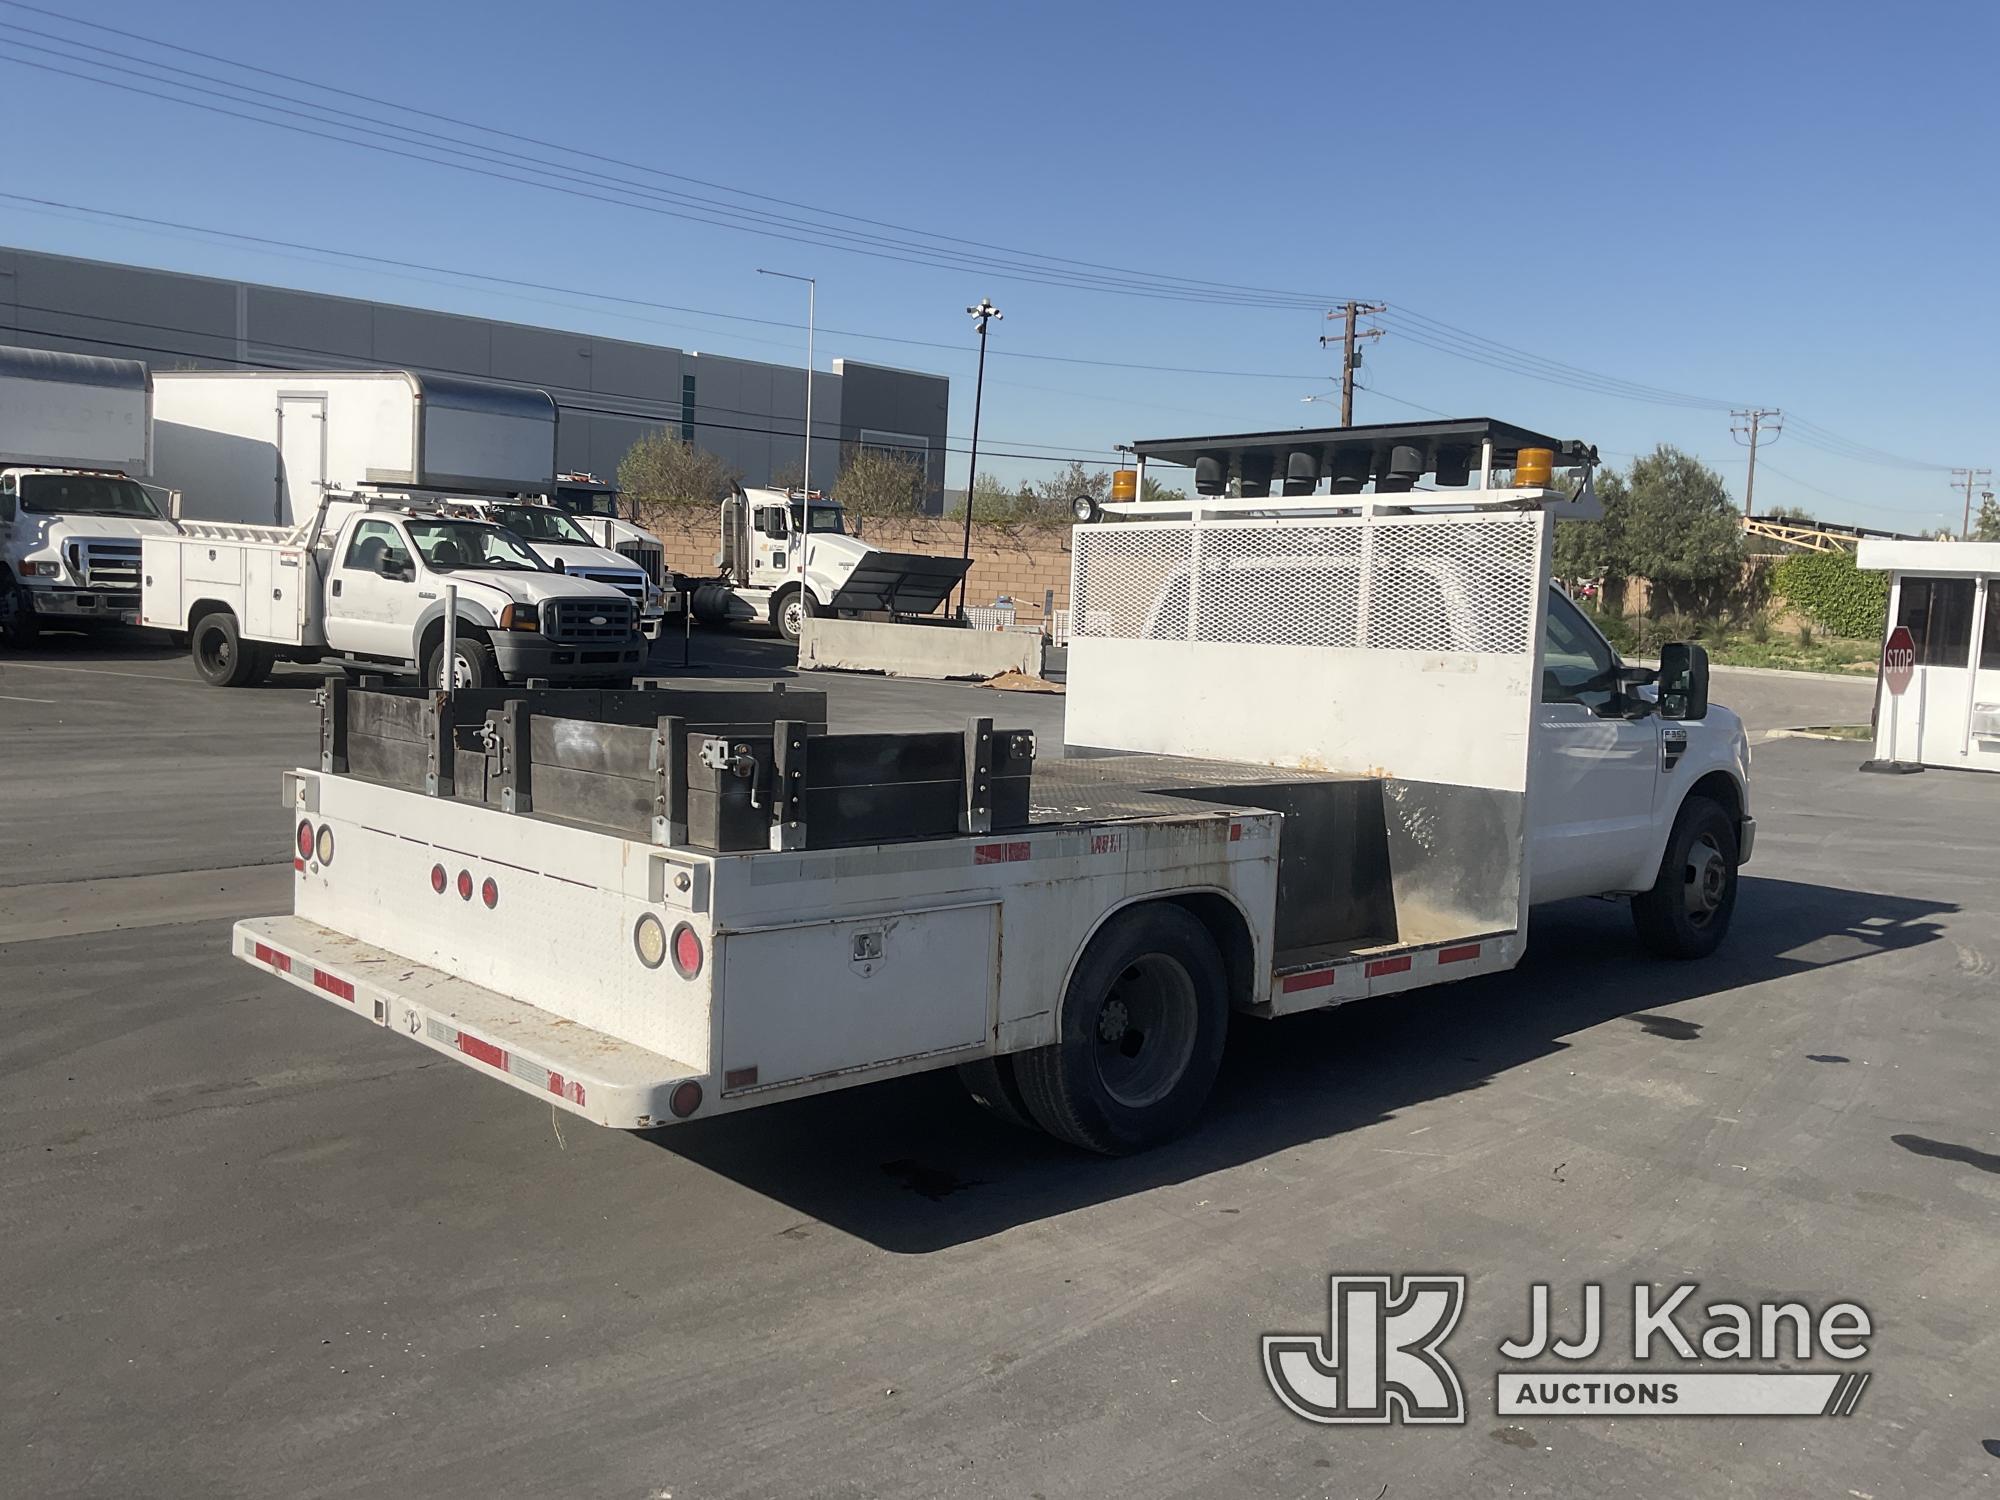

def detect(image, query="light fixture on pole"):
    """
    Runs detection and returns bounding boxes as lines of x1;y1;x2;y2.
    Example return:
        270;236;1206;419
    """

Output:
758;268;816;647
957;297;1002;617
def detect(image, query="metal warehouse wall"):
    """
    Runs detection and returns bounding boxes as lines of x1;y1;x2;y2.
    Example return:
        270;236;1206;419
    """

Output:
0;245;950;512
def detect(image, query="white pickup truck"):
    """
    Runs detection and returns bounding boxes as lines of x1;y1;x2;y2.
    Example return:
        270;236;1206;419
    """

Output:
232;419;1752;1154
141;500;646;688
436;497;677;639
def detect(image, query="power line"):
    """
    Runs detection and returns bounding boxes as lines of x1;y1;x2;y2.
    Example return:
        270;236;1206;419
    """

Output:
0;0;1345;310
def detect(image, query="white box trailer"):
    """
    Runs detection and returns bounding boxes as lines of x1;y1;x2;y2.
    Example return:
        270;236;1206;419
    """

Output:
231;420;1754;1154
0;344;151;475
152;369;558;527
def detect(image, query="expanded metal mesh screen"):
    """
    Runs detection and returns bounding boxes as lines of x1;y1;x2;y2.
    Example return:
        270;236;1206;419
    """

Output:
1070;512;1541;655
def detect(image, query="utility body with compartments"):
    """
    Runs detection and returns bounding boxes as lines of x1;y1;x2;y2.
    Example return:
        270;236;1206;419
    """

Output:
235;419;1755;1154
138;368;645;688
687;485;972;643
0;343;180;644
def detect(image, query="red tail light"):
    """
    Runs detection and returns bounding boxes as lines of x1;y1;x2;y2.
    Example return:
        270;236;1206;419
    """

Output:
481;877;498;909
669;1079;703;1118
430;863;447;894
297;820;314;859
670;922;703;979
456;870;473;901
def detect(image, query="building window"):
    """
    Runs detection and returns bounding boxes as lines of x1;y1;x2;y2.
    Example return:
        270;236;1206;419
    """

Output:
681;373;696;443
1896;576;1976;668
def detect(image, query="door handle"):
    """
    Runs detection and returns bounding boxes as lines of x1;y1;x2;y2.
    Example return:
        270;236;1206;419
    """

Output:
331;579;343;597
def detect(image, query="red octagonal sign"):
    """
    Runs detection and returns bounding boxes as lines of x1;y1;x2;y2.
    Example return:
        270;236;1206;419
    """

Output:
1883;624;1917;697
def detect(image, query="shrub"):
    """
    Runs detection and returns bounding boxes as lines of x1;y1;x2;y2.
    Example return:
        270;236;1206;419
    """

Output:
1770;550;1888;639
1583;604;1638;655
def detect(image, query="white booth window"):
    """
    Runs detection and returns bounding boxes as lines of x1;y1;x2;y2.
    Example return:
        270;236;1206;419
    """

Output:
1895;577;1976;668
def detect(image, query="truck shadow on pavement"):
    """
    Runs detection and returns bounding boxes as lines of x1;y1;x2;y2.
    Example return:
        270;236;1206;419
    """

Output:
644;875;1952;1254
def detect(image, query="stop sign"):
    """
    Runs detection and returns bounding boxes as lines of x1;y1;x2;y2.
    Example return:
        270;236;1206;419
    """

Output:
1883;624;1916;697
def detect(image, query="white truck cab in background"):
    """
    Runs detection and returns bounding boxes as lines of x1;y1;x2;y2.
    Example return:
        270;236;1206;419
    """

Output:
438;497;672;638
0;345;180;644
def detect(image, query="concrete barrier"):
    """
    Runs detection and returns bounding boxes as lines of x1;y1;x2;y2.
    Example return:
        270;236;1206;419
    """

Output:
799;616;1046;681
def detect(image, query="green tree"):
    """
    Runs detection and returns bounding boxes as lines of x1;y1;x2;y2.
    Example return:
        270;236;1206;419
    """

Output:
617;429;739;520
770;458;805;491
834;446;927;518
1972;494;2000;542
1555;447;1745;615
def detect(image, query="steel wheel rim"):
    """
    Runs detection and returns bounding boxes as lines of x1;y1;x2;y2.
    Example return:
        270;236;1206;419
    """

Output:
783;598;803;636
436;650;471;689
1091;953;1200;1109
1683;833;1728;926
198;624;232;674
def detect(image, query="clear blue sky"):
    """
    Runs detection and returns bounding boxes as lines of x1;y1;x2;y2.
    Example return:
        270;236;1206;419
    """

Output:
5;0;1996;529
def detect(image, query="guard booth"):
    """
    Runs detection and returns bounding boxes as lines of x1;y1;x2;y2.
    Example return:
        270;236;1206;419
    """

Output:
1856;540;2000;773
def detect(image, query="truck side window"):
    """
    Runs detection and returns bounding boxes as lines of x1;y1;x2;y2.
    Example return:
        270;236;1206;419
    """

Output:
344;518;411;575
1543;589;1618;710
761;507;789;539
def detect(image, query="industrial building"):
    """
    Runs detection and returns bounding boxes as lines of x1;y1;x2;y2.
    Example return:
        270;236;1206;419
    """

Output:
0;244;951;512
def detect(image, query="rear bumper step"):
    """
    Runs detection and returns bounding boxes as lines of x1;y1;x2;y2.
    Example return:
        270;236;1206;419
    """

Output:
235;915;704;1128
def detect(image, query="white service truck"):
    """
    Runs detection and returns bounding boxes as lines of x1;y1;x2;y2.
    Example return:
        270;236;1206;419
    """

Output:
0;344;180;644
232;419;1752;1154
687;486;970;642
547;472;670;593
141;369;643;687
435;496;676;638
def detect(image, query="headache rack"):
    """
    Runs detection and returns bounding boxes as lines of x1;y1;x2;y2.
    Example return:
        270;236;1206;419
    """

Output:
316;680;1038;853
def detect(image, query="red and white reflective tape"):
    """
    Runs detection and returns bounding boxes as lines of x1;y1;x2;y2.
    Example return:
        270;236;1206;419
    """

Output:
426;1016;586;1108
1278;939;1488;998
973;840;1032;865
250;938;354;1003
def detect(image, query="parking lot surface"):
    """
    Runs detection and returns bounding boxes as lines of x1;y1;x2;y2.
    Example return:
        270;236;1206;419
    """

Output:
3;634;1988;1500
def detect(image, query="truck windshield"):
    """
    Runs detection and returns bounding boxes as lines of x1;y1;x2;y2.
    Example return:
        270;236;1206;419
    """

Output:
404;519;545;573
19;474;160;518
489;505;594;547
793;504;846;535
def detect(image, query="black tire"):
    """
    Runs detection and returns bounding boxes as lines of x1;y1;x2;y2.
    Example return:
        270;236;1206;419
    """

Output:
1015;904;1229;1154
189;609;262;687
1631;795;1739;960
423;632;498;690
956;1054;1037;1133
773;586;816;644
0;577;40;647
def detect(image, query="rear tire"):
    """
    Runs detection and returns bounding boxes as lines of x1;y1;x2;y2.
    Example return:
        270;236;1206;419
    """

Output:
189;609;262;687
1632;795;1739;960
423;632;498;690
956;1054;1037;1133
1015;904;1229;1155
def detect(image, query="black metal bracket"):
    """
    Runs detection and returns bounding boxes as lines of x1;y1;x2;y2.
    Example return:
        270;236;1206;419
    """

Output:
772;717;808;850
651;713;687;845
425;692;455;798
492;699;533;813
961;715;994;834
320;677;349;773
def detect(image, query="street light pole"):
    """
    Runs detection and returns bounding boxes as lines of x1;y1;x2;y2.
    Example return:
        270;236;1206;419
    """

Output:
758;269;816;647
957;297;1001;617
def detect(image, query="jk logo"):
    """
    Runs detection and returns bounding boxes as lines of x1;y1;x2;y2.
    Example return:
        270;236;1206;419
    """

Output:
1263;1274;1467;1425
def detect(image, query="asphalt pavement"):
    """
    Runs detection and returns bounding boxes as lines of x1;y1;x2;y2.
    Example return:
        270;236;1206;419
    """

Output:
2;629;1989;1500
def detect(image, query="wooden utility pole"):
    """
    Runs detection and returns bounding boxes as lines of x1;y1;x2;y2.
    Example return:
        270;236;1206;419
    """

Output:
1730;408;1783;515
1950;467;1991;539
1320;302;1385;426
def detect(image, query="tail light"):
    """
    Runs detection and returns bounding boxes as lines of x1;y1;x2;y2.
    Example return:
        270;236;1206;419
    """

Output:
670;922;703;979
481;877;499;909
634;913;667;969
456;870;474;901
669;1079;703;1118
430;863;447;894
315;824;335;866
297;820;314;859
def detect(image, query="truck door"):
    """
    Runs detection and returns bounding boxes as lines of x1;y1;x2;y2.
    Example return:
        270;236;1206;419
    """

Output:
1529;590;1661;901
276;394;327;526
324;518;417;660
751;504;789;586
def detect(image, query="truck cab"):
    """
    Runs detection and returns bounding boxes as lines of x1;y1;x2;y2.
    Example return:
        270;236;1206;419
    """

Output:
548;473;671;597
440;498;670;638
1;468;179;641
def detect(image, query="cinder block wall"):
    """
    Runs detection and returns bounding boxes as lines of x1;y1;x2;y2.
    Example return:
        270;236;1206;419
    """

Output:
643;512;1074;618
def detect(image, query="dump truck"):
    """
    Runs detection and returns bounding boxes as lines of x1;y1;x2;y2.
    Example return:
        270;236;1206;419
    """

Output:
231;418;1752;1153
0;344;180;643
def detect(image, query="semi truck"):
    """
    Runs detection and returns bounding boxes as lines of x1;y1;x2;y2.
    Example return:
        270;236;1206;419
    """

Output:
140;370;643;687
0;344;180;644
687;485;970;641
230;418;1753;1154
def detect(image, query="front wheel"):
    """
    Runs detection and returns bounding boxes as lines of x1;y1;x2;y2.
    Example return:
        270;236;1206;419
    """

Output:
774;587;817;644
1014;904;1229;1154
423;633;498;690
0;578;40;647
1631;795;1739;959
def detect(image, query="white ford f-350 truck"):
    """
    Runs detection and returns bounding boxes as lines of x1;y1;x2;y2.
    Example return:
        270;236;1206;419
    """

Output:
437;496;676;638
231;418;1752;1154
0;344;180;643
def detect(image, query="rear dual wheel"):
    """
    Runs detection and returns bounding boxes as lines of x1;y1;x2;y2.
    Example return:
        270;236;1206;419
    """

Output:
190;610;271;687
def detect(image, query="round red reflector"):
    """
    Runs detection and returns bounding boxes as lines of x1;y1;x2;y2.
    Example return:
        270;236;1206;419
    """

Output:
669;1079;703;1118
481;877;498;909
430;863;447;894
670;922;703;979
297;820;314;859
456;869;473;901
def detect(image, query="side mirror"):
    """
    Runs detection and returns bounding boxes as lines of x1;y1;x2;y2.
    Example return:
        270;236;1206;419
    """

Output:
377;554;413;581
1658;641;1710;721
